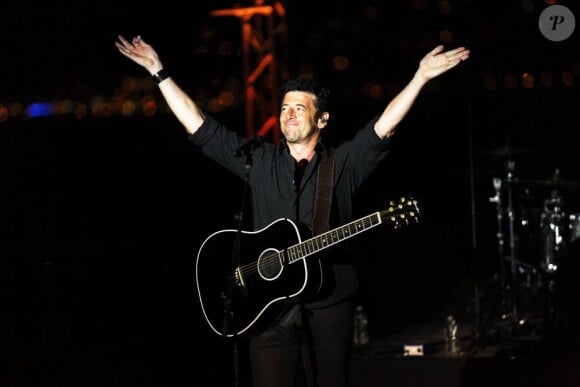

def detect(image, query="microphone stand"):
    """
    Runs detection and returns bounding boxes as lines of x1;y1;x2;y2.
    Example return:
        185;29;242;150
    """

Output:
225;136;262;387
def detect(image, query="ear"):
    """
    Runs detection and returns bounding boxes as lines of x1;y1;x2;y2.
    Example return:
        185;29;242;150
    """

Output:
317;112;330;129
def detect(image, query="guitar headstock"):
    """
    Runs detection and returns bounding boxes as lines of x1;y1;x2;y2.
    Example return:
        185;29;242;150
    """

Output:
380;196;421;228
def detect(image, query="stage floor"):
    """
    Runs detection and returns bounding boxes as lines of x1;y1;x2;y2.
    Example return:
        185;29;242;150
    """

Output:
351;316;580;387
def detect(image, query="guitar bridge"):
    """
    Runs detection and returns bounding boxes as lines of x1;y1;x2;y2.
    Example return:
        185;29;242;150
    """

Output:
234;266;248;296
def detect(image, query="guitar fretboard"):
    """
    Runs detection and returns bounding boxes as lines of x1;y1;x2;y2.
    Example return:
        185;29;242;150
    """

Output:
286;212;382;263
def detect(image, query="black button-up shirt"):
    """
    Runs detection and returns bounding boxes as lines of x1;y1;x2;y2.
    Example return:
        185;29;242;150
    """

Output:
190;114;392;308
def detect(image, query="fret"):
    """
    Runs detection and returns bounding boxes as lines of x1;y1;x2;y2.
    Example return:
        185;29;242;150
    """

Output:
305;240;314;254
287;246;296;263
301;242;308;256
311;237;319;251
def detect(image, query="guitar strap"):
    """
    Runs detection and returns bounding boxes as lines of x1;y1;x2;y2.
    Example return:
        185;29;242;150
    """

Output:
312;147;335;235
299;147;335;387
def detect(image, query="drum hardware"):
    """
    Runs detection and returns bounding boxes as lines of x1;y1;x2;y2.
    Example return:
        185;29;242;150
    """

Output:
488;159;522;327
489;177;506;291
504;161;519;284
486;163;574;335
539;190;566;274
569;213;580;243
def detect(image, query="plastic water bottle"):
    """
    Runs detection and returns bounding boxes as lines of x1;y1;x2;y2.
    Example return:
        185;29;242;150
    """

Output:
353;305;369;346
444;315;460;355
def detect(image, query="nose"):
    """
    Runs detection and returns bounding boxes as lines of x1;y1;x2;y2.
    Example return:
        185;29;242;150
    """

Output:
286;106;297;116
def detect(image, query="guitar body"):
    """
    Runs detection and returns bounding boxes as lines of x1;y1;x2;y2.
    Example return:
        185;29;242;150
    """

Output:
196;218;322;338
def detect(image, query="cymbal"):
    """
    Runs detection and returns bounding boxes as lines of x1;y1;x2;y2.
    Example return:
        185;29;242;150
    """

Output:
475;136;550;160
509;178;580;190
475;145;548;158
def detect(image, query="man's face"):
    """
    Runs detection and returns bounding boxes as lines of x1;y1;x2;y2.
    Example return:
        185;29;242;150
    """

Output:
279;91;319;143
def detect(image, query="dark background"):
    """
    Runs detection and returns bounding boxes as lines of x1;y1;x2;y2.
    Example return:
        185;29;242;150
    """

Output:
2;1;580;386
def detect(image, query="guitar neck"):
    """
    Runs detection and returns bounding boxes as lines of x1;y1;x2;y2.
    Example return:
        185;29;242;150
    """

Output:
286;212;382;264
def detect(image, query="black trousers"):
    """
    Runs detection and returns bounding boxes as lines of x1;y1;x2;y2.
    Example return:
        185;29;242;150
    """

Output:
249;297;354;387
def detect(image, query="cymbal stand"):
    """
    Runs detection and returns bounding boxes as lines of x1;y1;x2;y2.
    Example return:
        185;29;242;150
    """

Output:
489;177;506;293
503;160;520;327
487;161;519;337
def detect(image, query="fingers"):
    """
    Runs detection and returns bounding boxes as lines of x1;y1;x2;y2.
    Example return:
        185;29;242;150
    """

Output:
116;34;146;50
115;44;133;59
117;35;132;48
429;44;445;56
443;47;470;63
115;38;138;61
457;48;471;61
444;47;463;56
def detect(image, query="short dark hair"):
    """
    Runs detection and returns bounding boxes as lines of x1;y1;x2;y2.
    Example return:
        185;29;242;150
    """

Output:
280;78;331;115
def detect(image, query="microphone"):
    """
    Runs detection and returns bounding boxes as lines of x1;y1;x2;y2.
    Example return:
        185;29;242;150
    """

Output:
234;135;263;157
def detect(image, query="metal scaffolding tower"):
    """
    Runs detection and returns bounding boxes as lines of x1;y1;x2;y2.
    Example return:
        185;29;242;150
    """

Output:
211;1;287;143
